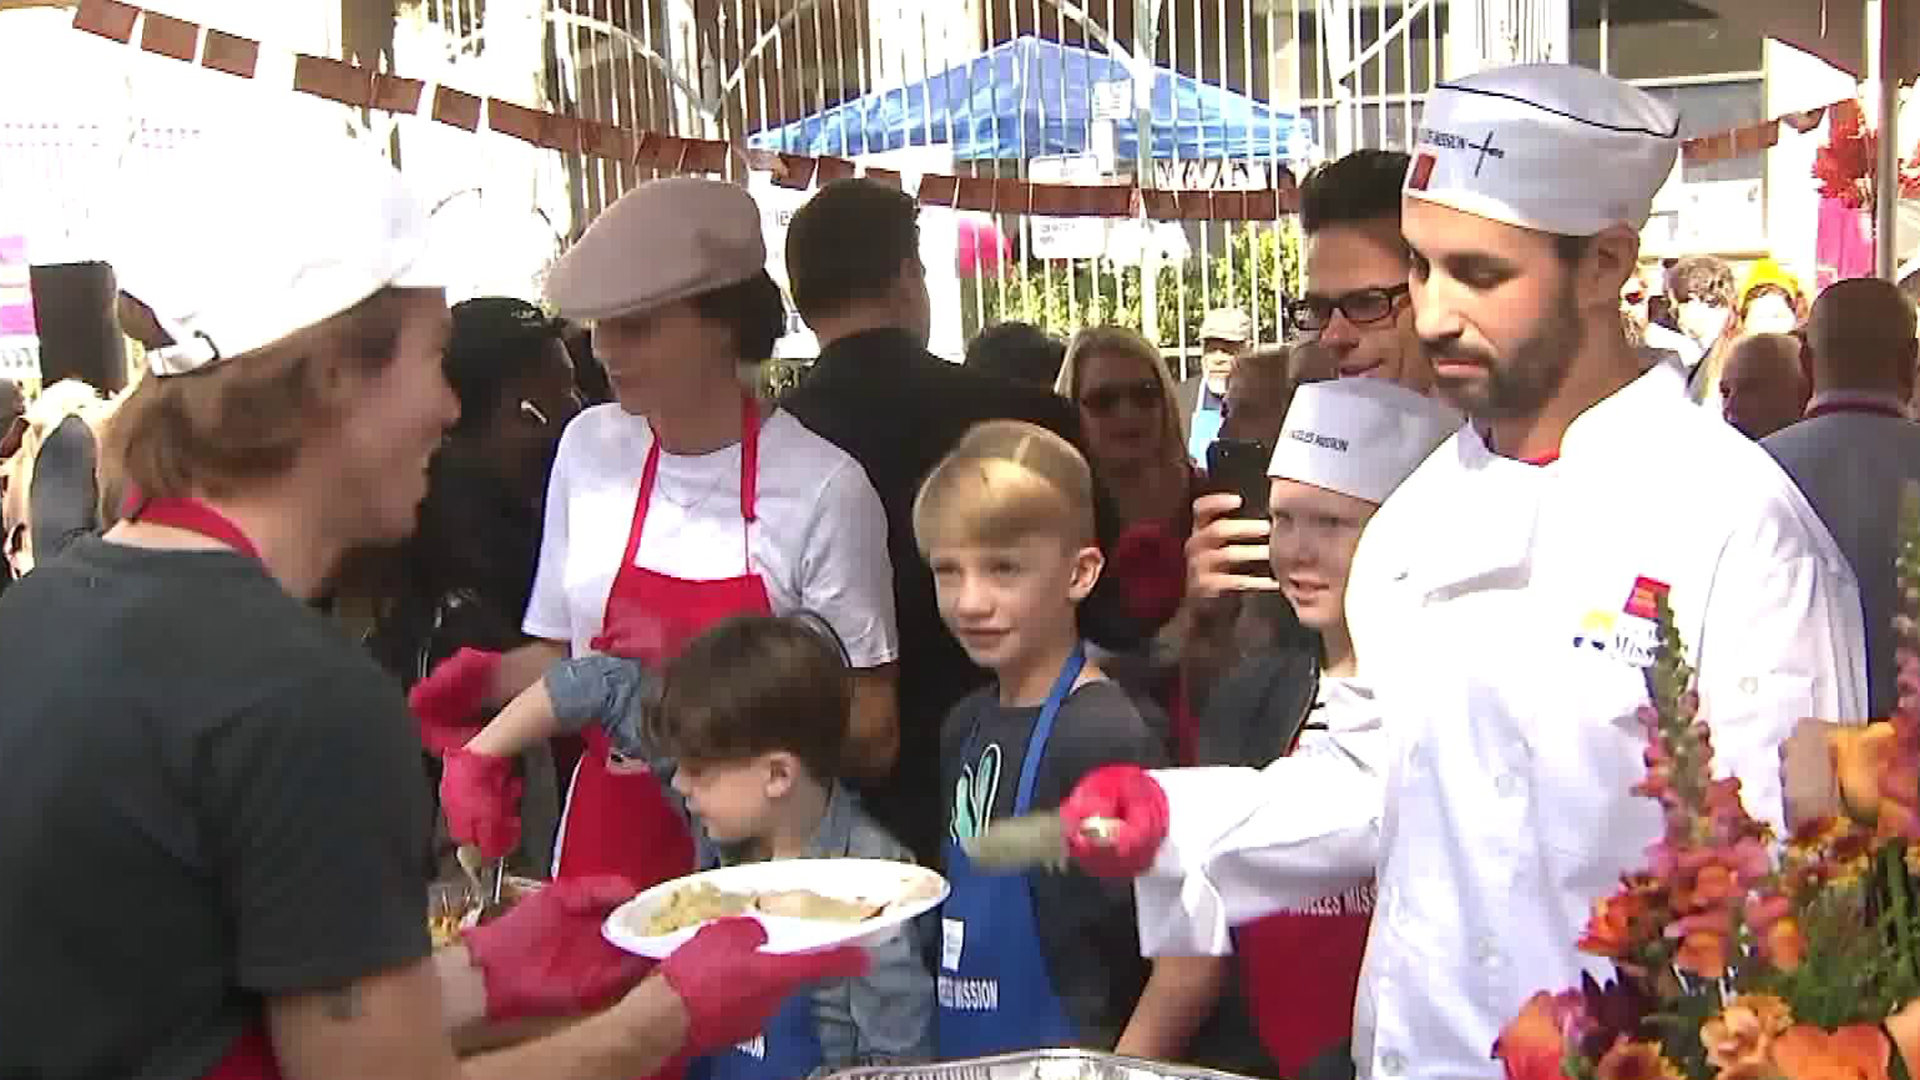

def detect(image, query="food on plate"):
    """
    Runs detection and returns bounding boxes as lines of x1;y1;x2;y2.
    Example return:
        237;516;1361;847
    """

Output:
641;882;892;935
643;882;756;934
752;890;885;922
428;910;469;948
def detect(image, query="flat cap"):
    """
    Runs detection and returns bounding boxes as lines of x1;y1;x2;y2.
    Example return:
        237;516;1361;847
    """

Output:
545;177;767;321
1199;308;1253;343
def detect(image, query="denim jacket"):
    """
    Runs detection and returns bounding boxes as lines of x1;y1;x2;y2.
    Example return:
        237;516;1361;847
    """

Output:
545;654;934;1072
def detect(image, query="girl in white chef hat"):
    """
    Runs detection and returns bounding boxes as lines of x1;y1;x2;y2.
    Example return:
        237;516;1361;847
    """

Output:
1082;376;1458;1080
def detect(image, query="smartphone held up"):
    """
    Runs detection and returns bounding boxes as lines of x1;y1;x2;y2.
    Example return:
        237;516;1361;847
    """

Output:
1204;438;1276;581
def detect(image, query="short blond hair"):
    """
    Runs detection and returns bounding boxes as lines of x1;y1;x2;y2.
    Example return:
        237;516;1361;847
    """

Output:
913;421;1095;552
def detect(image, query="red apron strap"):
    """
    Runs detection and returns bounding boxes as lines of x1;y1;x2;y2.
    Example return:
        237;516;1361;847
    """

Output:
125;496;263;561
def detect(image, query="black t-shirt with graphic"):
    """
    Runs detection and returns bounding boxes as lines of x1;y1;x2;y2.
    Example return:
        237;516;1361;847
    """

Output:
940;679;1169;1048
0;538;433;1079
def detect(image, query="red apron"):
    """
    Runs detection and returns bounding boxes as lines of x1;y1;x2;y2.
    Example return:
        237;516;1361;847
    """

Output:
1233;691;1372;1079
121;497;285;1080
553;393;772;888
1235;888;1371;1076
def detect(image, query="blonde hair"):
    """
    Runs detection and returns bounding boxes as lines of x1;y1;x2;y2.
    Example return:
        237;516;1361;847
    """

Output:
2;379;131;575
913;420;1096;552
1055;326;1188;462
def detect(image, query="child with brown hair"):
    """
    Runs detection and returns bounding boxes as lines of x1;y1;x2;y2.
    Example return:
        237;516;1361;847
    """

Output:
918;421;1198;1059
442;613;932;1080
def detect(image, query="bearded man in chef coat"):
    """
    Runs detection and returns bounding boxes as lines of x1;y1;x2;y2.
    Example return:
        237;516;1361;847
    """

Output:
1056;63;1870;1080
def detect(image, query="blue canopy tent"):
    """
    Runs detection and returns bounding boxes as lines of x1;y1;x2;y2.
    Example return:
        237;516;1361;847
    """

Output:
746;35;1315;164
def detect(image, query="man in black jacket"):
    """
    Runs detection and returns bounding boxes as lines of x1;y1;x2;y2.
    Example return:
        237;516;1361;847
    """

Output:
780;178;1143;863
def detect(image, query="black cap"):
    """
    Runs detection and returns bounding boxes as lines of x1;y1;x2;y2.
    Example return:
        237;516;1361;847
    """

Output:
446;297;567;431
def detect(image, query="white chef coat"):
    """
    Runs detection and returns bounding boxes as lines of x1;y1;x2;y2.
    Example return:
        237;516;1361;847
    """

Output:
1136;677;1389;957
1135;362;1868;1080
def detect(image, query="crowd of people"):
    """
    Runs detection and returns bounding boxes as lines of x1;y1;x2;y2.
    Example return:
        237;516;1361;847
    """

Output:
0;57;1917;1080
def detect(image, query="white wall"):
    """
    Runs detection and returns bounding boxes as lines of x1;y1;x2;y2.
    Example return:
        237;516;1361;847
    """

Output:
1762;39;1860;286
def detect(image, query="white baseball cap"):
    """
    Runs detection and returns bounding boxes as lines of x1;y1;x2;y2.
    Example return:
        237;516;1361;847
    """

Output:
1404;63;1680;237
114;143;442;377
1267;378;1459;504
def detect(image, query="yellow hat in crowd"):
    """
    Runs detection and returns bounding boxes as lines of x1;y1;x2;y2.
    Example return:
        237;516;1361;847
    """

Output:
1740;257;1804;308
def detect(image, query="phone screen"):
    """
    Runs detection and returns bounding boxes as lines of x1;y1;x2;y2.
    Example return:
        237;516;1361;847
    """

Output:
1204;439;1276;581
1206;438;1274;520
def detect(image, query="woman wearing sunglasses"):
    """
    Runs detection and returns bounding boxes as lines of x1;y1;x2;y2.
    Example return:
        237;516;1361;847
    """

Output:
1057;327;1195;538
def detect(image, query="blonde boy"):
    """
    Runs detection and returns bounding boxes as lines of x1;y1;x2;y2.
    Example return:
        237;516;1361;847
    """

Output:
918;421;1191;1057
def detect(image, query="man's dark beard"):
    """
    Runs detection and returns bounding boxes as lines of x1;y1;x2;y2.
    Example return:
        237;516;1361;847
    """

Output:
1424;286;1584;421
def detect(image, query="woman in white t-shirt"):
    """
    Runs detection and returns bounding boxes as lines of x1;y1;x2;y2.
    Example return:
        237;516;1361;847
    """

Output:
413;177;900;905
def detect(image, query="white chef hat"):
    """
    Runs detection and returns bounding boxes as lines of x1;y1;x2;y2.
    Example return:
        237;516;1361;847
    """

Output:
1404;63;1680;237
114;142;441;377
1268;379;1459;505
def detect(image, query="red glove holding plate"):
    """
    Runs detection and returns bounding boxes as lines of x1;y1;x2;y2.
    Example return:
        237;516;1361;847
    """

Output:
463;875;650;1022
660;918;870;1054
440;748;524;860
1059;763;1172;879
411;647;502;755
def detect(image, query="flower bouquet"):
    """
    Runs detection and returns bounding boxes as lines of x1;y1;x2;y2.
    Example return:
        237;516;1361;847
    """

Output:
1494;481;1920;1080
1813;101;1920;210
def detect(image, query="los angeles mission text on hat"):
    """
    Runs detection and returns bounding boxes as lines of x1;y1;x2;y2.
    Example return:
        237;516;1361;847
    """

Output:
1287;428;1350;453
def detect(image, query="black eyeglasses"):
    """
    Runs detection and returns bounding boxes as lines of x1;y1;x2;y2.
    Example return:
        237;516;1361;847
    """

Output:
1079;380;1162;416
1286;284;1411;332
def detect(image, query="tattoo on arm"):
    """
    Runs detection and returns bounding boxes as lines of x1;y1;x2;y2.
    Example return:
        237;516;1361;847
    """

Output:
321;987;365;1022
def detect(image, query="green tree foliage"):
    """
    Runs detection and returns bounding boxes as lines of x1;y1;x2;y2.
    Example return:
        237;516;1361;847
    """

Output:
963;223;1303;345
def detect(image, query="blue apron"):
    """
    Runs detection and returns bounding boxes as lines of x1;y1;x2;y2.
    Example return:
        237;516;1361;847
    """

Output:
937;645;1086;1058
688;986;824;1080
1187;397;1225;464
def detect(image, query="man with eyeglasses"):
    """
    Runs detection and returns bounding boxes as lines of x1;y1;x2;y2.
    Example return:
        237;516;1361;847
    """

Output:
1189;150;1449;601
1285;151;1435;395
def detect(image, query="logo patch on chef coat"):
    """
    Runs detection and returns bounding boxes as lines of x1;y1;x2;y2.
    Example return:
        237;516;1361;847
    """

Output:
1571;606;1658;668
1623;576;1671;621
1408;152;1436;191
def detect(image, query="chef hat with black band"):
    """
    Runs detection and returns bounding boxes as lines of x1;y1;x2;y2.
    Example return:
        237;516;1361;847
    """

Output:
113;142;441;378
1268;379;1459;505
1404;63;1681;237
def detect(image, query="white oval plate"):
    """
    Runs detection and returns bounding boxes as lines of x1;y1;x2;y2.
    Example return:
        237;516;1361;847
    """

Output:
602;858;949;959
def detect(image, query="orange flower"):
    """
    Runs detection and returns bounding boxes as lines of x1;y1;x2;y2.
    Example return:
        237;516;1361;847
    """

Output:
1679;864;1741;912
1770;1024;1891;1080
1595;1038;1684;1080
1760;917;1807;971
1494;992;1573;1080
1676;927;1732;978
1833;722;1898;824
1580;891;1647;958
1884;1001;1920;1080
1703;996;1793;1080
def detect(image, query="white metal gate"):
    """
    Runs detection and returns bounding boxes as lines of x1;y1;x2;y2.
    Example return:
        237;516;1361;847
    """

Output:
397;0;1565;362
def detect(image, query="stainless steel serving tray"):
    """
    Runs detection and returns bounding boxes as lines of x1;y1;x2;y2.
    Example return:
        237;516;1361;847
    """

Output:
825;1049;1264;1080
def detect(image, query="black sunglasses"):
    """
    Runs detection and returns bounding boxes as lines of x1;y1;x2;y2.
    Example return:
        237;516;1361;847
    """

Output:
1080;380;1162;416
1287;284;1411;332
